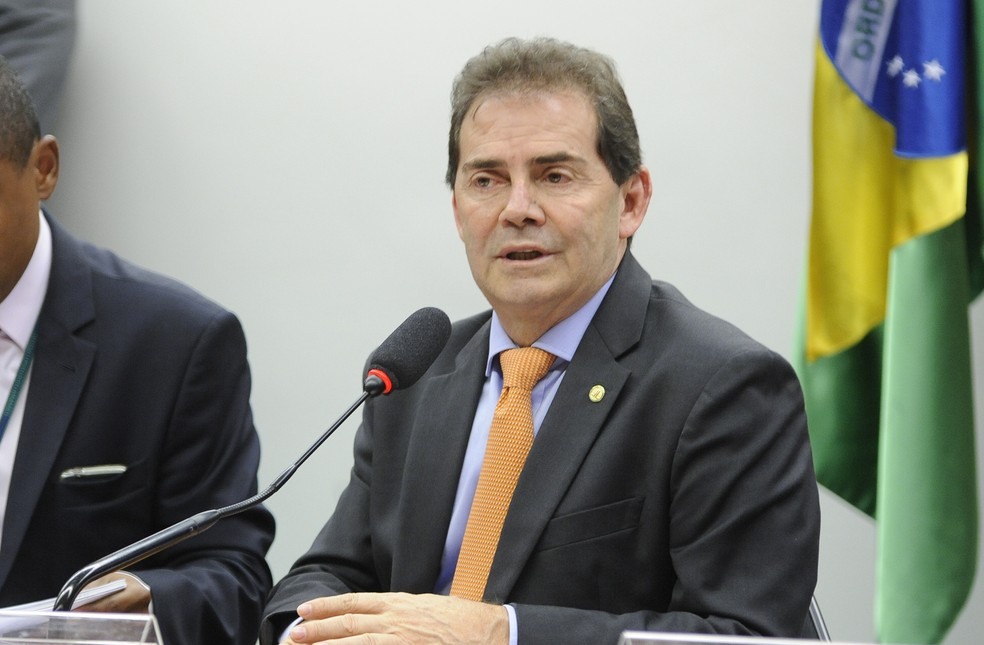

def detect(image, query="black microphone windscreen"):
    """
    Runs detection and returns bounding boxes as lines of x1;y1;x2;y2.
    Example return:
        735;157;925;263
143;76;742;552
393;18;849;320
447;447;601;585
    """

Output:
368;307;451;391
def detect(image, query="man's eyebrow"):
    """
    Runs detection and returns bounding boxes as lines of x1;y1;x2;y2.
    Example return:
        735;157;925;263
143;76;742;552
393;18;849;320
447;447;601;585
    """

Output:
532;152;586;166
460;158;503;173
460;152;587;173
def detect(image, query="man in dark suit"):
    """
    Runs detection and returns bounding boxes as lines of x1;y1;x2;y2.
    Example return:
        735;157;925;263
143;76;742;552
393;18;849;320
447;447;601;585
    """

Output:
261;37;820;644
0;56;274;644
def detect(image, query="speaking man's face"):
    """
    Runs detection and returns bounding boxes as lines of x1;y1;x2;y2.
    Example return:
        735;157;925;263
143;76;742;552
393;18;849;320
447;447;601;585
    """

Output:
452;89;647;340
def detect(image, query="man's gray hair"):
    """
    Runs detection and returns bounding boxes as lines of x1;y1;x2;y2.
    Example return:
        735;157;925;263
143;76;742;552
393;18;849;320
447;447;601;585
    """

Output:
447;37;642;188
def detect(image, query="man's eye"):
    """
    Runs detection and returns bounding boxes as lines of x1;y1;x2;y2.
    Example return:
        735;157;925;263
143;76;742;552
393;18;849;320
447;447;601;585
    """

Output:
545;172;568;184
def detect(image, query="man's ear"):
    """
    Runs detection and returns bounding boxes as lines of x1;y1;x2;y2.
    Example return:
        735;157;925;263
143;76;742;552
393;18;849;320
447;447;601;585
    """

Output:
33;135;60;200
618;167;652;240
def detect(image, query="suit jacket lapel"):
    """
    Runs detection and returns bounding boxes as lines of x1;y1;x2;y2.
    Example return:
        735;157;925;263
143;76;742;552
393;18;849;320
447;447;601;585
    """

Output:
0;217;96;591
484;252;653;601
390;321;490;592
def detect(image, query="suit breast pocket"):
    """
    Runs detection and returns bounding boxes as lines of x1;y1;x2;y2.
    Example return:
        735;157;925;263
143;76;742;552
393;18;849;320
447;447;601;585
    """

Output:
57;461;147;511
536;497;644;552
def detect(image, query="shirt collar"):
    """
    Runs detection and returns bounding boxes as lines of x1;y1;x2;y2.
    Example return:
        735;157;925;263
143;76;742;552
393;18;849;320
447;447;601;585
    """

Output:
0;210;52;350
485;271;617;376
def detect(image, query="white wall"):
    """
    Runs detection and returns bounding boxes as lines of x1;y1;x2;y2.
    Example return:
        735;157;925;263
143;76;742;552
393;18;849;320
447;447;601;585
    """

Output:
45;1;983;642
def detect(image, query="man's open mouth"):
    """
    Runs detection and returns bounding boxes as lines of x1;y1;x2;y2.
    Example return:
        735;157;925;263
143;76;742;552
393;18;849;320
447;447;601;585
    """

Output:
505;250;544;260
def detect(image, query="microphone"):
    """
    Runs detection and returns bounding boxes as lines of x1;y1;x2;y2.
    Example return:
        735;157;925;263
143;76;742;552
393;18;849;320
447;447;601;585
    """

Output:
52;307;451;612
364;306;452;396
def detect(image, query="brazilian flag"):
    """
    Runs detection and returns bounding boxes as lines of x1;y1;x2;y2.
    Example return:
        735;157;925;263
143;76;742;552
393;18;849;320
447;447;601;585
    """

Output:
795;0;983;642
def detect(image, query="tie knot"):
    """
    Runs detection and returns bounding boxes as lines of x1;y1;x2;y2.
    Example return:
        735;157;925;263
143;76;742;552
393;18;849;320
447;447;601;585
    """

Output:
499;347;555;391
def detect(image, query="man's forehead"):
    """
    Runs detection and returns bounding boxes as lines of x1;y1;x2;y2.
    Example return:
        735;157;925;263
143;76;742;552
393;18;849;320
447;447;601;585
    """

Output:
460;91;598;159
466;87;595;123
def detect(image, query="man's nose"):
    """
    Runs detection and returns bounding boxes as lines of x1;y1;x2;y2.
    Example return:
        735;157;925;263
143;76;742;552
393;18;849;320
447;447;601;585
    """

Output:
500;182;545;226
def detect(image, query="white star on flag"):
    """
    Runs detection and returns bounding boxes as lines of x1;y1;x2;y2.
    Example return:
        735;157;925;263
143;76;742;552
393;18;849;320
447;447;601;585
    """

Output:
886;55;905;77
923;59;946;81
902;69;922;88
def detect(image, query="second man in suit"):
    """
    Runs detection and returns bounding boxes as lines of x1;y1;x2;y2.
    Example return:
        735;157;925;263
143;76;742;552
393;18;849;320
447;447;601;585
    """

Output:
0;56;275;645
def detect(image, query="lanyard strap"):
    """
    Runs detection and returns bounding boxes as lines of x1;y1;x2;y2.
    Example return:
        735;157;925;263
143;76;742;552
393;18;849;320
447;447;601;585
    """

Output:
0;327;39;443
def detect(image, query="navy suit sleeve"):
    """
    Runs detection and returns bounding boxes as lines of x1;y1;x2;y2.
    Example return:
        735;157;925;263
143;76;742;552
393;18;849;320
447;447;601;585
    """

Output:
133;310;275;645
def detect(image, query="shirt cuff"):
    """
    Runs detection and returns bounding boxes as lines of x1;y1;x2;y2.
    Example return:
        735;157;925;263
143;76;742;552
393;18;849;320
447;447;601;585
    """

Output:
279;616;304;643
505;603;518;645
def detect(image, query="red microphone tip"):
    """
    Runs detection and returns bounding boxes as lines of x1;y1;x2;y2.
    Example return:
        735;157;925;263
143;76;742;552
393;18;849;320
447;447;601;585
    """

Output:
366;368;393;395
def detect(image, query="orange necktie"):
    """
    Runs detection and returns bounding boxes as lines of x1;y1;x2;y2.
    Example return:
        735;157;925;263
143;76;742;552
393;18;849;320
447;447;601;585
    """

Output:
450;346;556;601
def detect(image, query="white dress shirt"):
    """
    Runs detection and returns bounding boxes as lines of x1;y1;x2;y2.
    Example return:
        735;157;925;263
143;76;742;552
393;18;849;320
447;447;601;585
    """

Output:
0;211;52;549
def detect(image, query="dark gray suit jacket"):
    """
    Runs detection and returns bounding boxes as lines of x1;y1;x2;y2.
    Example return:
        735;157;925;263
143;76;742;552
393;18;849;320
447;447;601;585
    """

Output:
0;214;275;645
261;252;820;644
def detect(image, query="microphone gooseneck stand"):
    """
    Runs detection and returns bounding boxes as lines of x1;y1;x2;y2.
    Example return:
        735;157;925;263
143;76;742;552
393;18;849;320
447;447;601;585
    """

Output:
52;387;377;612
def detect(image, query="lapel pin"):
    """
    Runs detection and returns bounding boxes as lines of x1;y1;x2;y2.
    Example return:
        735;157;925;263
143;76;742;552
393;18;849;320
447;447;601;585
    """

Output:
588;385;605;403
